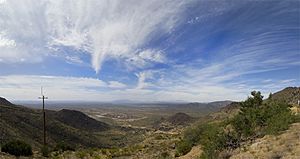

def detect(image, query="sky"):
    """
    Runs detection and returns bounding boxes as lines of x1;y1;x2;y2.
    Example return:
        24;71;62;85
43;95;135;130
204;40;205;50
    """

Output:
0;0;299;102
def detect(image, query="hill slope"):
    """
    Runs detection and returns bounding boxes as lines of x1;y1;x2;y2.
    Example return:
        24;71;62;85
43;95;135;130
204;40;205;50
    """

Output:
54;109;109;131
167;112;193;125
230;122;300;159
0;99;111;148
180;87;300;158
271;87;300;104
0;97;13;106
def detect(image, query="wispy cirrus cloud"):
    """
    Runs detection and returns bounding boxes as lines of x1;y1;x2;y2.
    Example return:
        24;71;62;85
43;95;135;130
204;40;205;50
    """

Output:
108;81;127;89
0;75;128;101
0;0;192;72
65;56;84;65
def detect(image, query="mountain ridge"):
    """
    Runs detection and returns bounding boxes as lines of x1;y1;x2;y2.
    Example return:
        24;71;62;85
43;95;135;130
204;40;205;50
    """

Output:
0;97;14;106
0;101;111;148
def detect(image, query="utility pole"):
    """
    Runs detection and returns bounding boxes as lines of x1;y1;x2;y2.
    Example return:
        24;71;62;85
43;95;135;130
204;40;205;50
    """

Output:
38;87;48;146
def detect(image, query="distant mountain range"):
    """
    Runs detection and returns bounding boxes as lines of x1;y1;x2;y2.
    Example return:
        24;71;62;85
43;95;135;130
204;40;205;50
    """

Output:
12;100;231;110
157;100;233;115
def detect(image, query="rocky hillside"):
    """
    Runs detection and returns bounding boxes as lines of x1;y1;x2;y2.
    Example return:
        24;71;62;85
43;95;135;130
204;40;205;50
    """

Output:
0;97;13;106
210;102;241;120
230;122;300;159
271;87;300;105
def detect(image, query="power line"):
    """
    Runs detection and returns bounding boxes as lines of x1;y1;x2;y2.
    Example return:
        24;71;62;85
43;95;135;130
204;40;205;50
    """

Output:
38;87;48;146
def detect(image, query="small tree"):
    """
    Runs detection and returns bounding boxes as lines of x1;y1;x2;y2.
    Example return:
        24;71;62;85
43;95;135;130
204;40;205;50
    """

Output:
268;93;273;100
232;91;293;138
232;91;264;138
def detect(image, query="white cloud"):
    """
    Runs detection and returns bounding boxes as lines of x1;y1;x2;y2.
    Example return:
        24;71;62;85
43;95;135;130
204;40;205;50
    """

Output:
138;49;166;63
0;0;191;72
108;81;127;89
0;75;296;102
0;75;106;89
65;56;84;65
0;32;16;47
135;71;155;89
0;75;106;100
280;79;296;84
126;49;166;68
0;0;6;5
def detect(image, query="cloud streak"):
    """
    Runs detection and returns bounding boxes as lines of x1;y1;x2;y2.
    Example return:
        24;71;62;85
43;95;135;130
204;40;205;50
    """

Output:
0;75;296;102
0;0;192;72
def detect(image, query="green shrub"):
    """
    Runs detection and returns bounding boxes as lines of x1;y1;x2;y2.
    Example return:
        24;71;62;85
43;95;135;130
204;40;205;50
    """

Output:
263;102;293;135
177;122;228;158
293;114;300;122
159;151;172;159
198;123;227;159
1;140;33;156
183;125;203;144
175;140;192;157
76;150;88;159
41;145;50;157
231;110;258;138
54;141;75;152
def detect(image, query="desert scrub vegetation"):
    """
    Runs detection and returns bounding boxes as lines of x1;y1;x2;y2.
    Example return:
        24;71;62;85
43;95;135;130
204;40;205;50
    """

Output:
176;91;297;159
1;140;33;156
40;141;75;157
41;145;51;157
175;140;192;157
232;91;294;137
54;141;75;152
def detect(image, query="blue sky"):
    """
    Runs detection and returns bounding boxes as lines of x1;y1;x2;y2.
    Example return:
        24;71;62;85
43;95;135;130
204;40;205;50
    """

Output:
0;0;299;102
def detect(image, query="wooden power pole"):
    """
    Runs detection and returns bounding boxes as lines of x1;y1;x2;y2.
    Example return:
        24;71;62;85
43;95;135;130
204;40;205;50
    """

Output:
38;87;48;146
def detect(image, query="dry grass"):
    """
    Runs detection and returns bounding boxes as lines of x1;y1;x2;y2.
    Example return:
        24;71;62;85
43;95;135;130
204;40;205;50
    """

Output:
230;123;300;159
177;145;202;159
